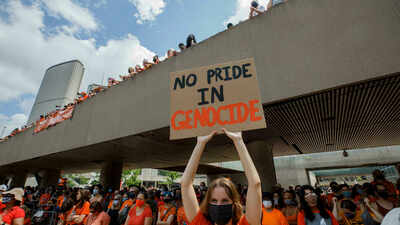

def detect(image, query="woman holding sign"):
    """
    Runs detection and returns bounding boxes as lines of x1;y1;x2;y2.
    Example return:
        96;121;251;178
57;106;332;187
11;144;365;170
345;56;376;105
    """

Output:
181;129;262;225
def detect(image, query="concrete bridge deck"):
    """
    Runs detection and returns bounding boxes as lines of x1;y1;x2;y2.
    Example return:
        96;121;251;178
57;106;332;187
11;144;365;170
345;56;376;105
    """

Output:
1;0;400;176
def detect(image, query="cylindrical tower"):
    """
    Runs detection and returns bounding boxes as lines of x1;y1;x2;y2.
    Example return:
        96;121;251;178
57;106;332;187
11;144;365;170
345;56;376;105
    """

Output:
28;60;84;124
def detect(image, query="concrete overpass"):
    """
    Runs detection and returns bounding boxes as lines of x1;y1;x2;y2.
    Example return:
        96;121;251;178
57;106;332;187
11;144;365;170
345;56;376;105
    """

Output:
1;0;400;190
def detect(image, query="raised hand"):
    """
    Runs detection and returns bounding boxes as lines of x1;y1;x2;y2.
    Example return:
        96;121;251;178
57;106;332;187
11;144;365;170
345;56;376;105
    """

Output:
197;130;217;145
222;128;242;142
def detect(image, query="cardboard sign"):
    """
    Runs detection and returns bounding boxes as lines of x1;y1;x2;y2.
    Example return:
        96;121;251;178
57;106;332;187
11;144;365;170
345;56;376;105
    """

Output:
170;58;266;140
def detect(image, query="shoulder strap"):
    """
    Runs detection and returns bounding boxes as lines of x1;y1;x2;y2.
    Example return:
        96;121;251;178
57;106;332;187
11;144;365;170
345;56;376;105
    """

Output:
161;206;174;221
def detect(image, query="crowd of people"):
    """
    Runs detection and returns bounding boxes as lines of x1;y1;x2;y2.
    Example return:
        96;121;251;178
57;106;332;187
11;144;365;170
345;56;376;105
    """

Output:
1;171;399;225
1;130;400;225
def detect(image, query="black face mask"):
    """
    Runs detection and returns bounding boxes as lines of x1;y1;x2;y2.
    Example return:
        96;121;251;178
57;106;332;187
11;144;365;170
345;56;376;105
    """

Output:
208;204;233;225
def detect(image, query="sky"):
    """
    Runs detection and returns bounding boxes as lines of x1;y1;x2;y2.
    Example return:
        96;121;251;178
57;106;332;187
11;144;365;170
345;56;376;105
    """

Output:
0;0;270;137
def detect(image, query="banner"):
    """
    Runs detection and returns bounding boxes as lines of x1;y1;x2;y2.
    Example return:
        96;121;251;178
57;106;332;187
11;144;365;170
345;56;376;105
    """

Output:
34;106;75;133
170;58;266;140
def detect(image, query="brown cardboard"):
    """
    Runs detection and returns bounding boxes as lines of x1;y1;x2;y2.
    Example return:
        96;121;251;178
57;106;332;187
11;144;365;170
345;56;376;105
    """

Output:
170;58;266;140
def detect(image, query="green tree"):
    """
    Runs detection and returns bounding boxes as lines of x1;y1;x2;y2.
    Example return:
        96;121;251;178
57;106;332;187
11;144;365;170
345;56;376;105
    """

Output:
122;169;142;186
164;171;181;187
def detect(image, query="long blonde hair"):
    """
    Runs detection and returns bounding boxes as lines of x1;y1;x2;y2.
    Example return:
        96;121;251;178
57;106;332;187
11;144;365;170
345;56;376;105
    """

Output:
200;177;243;224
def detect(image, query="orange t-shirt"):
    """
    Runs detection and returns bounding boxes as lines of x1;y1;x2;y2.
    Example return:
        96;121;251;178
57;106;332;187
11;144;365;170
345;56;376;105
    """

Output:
158;205;176;221
177;207;189;225
57;195;65;208
262;208;289;225
39;193;51;205
67;201;91;225
189;211;249;225
127;206;152;225
120;199;134;212
297;210;339;225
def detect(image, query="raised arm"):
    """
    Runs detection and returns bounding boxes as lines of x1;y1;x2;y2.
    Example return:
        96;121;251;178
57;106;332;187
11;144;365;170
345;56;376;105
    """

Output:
223;128;262;225
181;131;216;222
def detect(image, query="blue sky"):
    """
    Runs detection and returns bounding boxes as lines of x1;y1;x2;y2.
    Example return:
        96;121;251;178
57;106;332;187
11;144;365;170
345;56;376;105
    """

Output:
0;0;265;136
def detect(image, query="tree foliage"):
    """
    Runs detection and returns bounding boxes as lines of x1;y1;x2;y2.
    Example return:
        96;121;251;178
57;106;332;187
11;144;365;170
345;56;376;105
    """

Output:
122;169;142;186
162;170;181;186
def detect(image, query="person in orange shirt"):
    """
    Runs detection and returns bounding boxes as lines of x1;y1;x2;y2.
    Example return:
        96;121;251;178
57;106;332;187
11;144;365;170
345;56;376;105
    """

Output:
371;170;397;204
281;191;298;225
39;190;51;210
124;192;152;225
175;196;189;225
57;192;66;210
167;49;177;58
261;192;289;225
135;65;144;73
153;56;160;64
120;193;135;213
157;192;176;225
67;189;91;225
143;59;154;70
297;186;339;225
58;197;75;225
180;129;262;225
85;201;110;225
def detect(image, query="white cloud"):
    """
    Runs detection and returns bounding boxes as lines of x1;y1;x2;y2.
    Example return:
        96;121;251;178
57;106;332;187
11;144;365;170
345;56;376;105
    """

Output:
224;0;269;26
42;0;98;31
128;0;166;24
81;0;108;8
0;0;155;104
0;113;27;138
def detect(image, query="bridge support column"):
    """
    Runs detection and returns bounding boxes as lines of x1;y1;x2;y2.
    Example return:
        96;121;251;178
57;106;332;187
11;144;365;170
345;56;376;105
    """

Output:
247;141;277;192
100;161;123;191
10;172;28;188
36;169;61;187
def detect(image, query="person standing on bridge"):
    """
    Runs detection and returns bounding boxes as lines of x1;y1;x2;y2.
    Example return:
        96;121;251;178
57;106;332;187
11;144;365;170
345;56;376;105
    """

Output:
181;128;262;225
249;1;265;18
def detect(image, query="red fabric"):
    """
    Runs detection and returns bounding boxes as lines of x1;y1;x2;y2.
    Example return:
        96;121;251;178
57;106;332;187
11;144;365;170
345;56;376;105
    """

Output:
34;106;75;133
127;206;152;225
189;211;249;225
0;203;6;211
24;217;31;225
2;206;25;224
